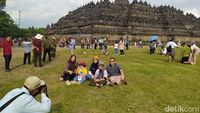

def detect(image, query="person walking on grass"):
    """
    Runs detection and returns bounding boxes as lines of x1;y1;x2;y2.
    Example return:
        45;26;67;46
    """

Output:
125;37;129;50
0;76;51;113
166;38;177;63
89;61;108;88
60;55;78;85
69;37;76;55
189;42;200;65
1;36;13;72
33;34;43;67
119;38;125;56
43;36;52;63
114;40;119;56
102;40;108;55
106;57;127;85
22;38;31;64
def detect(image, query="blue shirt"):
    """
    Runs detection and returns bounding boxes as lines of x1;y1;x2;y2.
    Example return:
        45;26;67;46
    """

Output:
0;87;51;113
23;41;31;53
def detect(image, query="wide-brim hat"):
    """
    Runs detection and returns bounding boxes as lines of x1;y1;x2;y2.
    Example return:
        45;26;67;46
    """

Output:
35;34;43;40
24;76;45;90
79;61;86;66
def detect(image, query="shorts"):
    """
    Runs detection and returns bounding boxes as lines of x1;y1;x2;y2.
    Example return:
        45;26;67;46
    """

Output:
109;76;121;84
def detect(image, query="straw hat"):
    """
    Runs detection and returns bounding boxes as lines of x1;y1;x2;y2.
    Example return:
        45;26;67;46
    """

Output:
24;76;45;90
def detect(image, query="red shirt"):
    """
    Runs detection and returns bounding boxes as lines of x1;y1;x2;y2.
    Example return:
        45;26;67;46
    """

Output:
2;39;12;55
33;38;42;53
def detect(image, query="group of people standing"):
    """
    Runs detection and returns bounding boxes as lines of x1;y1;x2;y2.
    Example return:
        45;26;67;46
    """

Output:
60;55;127;88
1;34;57;72
149;38;200;64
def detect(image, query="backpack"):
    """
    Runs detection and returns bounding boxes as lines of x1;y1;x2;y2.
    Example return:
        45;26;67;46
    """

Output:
167;45;172;53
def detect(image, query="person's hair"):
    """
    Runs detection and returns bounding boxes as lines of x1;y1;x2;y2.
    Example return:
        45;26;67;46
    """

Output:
68;55;76;63
120;38;123;41
115;40;118;43
24;37;28;41
110;57;115;61
67;55;78;71
169;38;174;41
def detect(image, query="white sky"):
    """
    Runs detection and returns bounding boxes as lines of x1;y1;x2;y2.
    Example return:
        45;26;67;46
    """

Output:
4;0;200;28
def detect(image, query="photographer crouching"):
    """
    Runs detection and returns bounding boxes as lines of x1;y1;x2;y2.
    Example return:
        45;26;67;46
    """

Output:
0;76;51;113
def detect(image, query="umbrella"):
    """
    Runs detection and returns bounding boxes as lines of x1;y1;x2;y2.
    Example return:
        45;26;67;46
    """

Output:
149;35;159;42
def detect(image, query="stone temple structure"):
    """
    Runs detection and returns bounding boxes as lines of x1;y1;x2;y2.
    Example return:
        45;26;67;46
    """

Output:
46;0;200;41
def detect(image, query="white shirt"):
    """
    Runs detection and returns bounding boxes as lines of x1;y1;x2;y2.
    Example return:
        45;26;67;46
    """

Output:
0;87;51;113
191;44;200;53
114;43;119;49
167;41;177;48
23;41;31;53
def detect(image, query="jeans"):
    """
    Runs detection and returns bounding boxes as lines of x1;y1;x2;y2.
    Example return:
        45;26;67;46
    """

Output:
4;55;12;70
24;52;31;64
114;48;118;55
43;48;51;62
74;74;92;83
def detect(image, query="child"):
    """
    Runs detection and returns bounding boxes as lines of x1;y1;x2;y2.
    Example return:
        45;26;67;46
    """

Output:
114;41;119;56
71;61;88;84
89;61;108;88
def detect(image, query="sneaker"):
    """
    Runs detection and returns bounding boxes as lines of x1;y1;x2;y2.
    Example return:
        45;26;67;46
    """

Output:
65;80;71;85
59;78;64;81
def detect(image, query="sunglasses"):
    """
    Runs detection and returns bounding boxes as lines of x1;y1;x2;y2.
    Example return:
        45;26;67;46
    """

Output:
110;60;115;62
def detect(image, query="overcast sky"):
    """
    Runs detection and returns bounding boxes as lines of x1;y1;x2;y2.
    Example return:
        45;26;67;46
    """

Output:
4;0;200;28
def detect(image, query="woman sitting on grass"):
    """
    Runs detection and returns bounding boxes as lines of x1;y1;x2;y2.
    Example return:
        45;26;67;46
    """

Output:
71;61;88;84
60;55;78;85
89;61;108;88
88;56;99;79
180;43;190;64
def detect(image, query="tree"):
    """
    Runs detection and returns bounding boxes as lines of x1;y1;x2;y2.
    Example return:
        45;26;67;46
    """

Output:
0;10;20;38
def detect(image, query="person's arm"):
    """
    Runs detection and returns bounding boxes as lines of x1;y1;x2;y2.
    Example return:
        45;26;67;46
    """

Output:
65;62;69;73
1;48;3;57
120;69;125;80
94;69;99;82
23;93;51;113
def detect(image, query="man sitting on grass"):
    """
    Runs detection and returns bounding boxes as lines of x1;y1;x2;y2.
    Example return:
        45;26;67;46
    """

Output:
89;61;108;88
106;57;127;85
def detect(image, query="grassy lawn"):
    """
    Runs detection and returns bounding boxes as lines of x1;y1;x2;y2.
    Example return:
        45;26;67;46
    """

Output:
0;47;200;113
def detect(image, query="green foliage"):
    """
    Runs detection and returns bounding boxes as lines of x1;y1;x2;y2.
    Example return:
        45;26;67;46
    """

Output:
21;27;45;38
0;10;20;38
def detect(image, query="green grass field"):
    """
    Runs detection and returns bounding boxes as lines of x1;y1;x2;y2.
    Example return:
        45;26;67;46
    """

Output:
0;47;200;113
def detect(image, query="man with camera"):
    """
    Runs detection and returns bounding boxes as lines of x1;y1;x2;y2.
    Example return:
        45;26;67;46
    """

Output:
0;76;51;113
